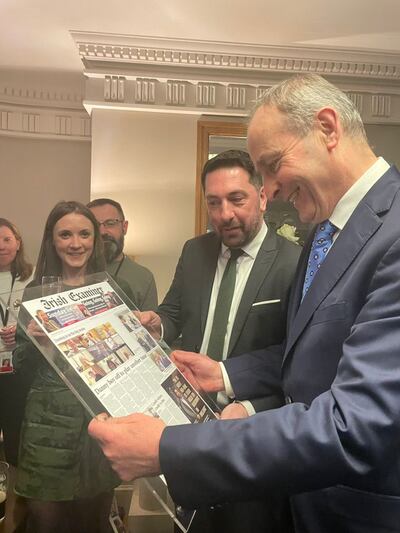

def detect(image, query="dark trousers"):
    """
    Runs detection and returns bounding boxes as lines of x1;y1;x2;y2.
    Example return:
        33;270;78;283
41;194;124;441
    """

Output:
176;495;294;533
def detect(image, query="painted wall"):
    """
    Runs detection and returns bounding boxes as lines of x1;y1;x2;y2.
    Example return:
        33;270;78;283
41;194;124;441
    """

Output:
365;124;400;168
0;135;91;264
2;114;399;304
90;109;199;301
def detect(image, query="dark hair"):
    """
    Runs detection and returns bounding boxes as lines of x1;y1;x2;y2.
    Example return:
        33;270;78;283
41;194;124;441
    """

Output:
200;149;262;191
86;198;125;220
0;218;33;281
34;201;106;283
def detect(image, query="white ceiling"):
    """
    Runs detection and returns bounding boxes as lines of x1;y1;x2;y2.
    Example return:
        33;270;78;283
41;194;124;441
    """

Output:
1;0;400;74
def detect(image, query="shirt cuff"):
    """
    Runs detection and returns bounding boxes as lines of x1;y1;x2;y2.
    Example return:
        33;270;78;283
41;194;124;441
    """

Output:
236;400;256;416
219;362;235;399
159;321;164;341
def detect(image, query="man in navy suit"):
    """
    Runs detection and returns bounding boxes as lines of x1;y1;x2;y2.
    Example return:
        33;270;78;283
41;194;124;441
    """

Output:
89;73;400;532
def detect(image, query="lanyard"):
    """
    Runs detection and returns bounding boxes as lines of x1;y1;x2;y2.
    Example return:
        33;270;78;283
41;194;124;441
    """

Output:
0;272;17;327
114;255;125;278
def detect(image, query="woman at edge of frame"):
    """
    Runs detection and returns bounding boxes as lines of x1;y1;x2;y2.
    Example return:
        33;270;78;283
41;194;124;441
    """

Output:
0;218;34;532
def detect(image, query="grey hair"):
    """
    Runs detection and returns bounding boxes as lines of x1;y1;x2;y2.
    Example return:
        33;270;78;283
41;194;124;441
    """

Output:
251;74;367;141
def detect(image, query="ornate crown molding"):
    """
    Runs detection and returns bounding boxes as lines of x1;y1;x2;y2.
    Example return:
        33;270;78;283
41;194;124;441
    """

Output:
72;32;400;124
0;85;84;110
2;34;400;139
72;32;400;81
0;103;91;141
0;72;90;140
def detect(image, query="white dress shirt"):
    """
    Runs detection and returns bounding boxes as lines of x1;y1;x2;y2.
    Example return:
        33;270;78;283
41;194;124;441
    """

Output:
200;222;268;360
330;157;390;237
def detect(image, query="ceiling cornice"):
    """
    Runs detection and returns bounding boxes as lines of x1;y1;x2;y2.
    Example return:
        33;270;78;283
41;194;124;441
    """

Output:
1;33;400;140
71;31;400;81
0;103;91;141
0;70;90;141
72;32;400;124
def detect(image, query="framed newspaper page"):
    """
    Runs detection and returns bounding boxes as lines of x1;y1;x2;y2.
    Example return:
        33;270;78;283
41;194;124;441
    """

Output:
18;272;217;532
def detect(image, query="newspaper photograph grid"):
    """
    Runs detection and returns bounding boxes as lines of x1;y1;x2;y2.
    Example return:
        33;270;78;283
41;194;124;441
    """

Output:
21;279;216;424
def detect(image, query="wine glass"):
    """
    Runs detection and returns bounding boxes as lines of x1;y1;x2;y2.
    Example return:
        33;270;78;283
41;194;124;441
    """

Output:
41;276;62;297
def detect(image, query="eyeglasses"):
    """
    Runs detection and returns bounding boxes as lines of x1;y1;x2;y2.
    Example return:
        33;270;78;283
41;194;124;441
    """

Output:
98;219;123;228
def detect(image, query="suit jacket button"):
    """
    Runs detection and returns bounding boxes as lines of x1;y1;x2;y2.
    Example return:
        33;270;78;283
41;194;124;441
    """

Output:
285;395;293;405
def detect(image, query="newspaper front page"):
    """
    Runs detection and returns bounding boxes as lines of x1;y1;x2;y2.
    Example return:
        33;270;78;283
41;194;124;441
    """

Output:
20;276;214;531
22;279;216;425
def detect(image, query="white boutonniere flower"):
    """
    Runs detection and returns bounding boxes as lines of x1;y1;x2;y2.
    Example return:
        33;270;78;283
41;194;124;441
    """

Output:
276;223;300;245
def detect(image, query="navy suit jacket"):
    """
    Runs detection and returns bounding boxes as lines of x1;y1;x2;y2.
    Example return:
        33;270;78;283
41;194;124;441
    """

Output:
160;166;400;532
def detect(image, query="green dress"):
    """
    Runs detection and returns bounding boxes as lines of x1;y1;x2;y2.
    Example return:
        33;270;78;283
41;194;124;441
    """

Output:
14;332;120;500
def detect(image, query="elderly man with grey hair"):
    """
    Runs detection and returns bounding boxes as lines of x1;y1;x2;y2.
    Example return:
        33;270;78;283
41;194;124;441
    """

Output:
89;74;400;533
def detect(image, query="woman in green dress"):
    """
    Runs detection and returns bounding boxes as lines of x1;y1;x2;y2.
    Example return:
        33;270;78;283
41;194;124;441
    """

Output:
14;201;121;533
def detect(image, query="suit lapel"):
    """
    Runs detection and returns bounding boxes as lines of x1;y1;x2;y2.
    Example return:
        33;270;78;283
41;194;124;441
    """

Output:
228;230;278;355
284;166;400;361
200;235;220;335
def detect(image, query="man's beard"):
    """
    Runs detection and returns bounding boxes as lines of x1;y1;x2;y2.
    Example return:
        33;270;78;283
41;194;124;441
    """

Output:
219;217;261;248
102;234;124;263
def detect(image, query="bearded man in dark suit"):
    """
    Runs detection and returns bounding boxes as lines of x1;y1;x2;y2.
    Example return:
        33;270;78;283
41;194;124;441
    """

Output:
138;149;301;532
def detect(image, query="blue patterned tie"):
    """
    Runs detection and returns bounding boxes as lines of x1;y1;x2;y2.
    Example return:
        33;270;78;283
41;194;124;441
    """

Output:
302;220;337;299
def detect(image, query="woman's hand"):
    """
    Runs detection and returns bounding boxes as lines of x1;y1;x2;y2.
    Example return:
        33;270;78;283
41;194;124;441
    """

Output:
0;324;17;348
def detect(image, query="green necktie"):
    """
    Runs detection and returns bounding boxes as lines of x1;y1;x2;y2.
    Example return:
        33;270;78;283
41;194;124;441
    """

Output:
207;248;243;361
